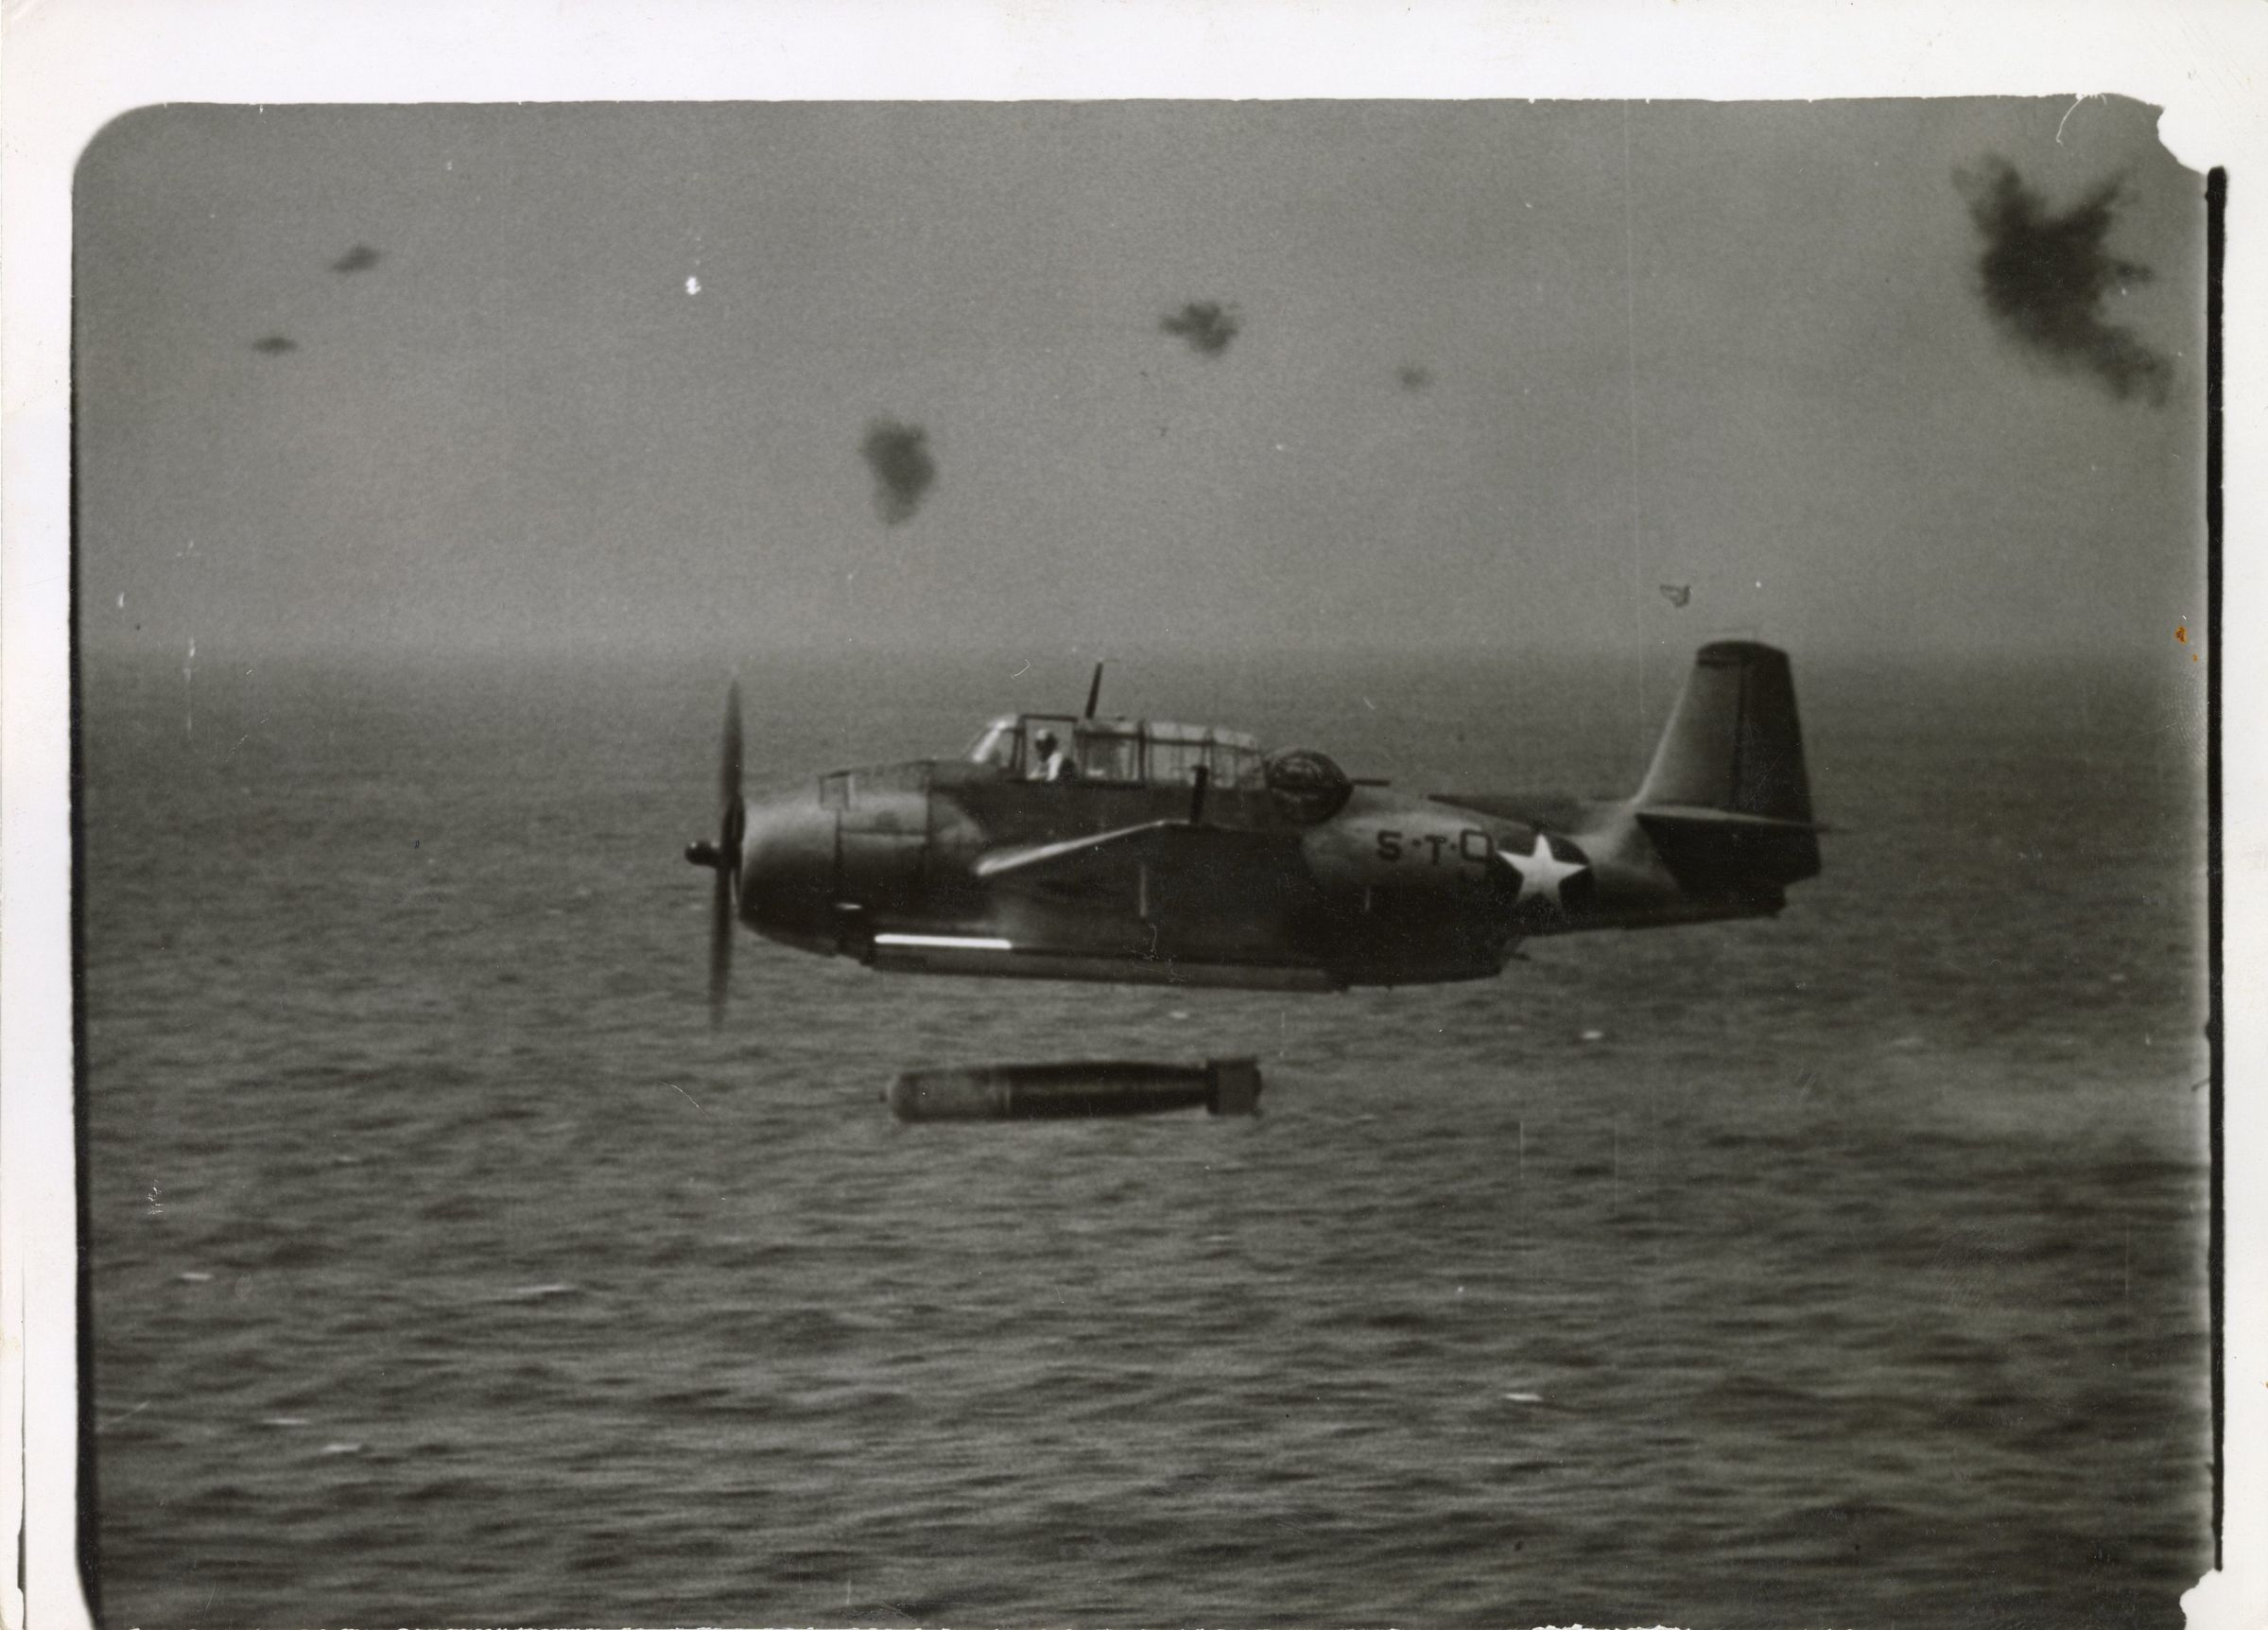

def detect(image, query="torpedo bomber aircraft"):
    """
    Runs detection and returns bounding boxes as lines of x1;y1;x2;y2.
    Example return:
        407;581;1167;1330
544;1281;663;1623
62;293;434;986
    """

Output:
687;641;1822;1014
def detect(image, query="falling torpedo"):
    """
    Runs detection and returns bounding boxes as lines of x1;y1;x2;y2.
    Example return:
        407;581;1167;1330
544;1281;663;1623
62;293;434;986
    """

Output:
886;1057;1263;1122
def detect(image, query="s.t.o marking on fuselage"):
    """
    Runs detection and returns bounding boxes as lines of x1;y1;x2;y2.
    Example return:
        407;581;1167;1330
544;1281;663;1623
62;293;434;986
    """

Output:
1374;826;1497;866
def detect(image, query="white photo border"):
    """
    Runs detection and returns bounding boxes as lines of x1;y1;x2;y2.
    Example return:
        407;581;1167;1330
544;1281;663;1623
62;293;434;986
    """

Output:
6;4;2261;1626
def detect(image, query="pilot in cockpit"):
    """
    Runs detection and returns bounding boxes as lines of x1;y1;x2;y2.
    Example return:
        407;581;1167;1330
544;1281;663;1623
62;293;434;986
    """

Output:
1030;728;1077;782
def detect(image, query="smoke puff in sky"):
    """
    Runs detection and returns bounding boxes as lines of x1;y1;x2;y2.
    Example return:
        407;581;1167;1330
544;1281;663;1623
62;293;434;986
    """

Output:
1395;363;1432;392
250;335;298;355
1160;301;1238;356
1958;157;2172;407
331;244;383;274
861;420;937;526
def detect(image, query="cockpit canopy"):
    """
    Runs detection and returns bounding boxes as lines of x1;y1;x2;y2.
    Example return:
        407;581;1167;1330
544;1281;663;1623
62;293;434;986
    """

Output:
966;715;1269;789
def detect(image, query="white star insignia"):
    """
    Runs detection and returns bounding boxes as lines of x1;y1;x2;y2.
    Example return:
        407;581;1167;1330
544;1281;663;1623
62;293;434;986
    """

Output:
1497;833;1588;908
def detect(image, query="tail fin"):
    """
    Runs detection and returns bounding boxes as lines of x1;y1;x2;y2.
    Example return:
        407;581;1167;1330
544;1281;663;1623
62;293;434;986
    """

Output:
1638;641;1813;821
1634;642;1820;891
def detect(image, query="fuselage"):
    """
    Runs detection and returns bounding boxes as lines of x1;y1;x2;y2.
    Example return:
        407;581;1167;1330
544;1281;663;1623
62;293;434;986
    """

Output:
694;644;1821;995
732;748;1772;991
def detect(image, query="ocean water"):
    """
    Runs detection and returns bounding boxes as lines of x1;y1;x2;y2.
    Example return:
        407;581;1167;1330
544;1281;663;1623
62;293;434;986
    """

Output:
80;648;2210;1628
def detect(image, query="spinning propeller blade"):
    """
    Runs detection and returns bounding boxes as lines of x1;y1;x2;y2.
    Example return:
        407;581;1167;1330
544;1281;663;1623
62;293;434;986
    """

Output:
708;857;736;1022
700;683;747;1025
720;680;743;809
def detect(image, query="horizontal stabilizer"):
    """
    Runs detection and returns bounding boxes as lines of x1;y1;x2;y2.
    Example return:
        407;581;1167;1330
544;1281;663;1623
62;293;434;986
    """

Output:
1636;805;1821;890
1636;804;1829;836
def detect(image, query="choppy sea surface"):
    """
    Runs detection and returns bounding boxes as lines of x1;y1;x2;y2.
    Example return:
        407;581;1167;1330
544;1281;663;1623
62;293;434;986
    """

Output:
81;648;2210;1628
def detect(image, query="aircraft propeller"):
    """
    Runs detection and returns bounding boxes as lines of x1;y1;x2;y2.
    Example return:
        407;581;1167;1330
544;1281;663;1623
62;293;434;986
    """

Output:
684;682;747;1024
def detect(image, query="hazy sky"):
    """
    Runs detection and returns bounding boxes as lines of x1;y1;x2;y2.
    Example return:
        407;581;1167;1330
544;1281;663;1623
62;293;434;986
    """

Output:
74;97;2205;663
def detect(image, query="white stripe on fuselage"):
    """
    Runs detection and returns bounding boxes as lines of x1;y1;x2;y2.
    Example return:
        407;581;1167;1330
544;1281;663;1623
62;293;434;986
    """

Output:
872;932;1015;950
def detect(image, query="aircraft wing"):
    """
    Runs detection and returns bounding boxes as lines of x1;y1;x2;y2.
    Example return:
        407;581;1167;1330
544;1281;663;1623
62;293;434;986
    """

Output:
975;819;1314;953
977;818;1309;904
976;819;1278;883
